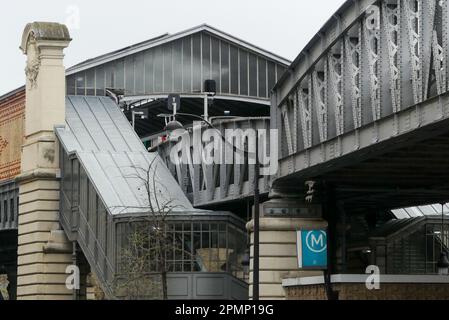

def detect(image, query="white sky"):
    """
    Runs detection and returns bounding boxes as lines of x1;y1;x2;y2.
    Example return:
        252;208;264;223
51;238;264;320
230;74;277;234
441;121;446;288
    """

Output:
0;0;346;95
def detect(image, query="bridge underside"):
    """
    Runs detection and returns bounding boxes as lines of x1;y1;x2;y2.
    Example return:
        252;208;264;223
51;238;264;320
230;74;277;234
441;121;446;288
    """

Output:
276;117;449;213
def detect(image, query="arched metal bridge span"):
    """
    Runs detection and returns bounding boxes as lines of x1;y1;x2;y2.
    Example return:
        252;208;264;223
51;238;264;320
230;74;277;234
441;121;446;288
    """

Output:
271;0;449;210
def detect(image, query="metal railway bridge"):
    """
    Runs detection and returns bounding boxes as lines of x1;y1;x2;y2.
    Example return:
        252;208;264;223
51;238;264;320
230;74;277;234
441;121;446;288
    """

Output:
271;0;449;211
3;0;449;299
160;0;449;214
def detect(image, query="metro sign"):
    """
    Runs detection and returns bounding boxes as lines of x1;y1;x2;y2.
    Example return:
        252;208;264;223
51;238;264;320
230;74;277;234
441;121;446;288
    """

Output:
297;229;328;270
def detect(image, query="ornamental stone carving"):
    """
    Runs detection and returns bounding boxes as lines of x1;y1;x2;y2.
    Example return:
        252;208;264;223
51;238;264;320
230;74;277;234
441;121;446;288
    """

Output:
25;55;41;89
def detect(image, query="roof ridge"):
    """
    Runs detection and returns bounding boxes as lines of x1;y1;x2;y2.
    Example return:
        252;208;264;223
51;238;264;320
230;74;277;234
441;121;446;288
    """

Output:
66;24;291;75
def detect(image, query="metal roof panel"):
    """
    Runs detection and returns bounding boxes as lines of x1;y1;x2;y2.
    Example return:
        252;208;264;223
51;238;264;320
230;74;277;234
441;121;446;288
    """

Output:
56;96;194;215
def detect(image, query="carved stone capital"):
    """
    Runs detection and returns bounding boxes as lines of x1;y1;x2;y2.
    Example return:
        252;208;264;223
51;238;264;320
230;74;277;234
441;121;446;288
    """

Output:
20;22;71;90
25;54;41;89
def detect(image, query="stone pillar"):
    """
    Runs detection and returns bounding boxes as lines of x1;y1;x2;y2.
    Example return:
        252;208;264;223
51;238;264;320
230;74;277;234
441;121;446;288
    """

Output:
247;198;328;300
16;22;72;300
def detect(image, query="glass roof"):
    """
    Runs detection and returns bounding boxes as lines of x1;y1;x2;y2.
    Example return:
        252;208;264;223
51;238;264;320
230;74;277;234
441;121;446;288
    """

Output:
392;204;449;220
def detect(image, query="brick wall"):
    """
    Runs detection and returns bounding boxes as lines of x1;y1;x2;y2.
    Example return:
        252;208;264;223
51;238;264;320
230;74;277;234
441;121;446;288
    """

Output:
286;283;449;300
0;89;25;181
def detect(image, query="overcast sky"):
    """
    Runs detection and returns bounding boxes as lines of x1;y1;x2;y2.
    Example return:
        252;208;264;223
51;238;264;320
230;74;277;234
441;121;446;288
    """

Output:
0;0;346;95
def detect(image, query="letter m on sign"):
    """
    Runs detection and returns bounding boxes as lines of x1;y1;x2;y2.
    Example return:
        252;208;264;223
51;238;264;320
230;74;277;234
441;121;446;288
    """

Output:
297;229;328;270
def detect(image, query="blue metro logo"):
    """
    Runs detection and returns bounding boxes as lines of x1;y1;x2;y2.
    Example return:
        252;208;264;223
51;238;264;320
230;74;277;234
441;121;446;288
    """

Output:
297;230;328;270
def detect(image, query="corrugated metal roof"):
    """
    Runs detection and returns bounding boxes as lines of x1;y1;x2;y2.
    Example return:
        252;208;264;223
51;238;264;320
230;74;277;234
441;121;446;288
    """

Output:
56;95;194;215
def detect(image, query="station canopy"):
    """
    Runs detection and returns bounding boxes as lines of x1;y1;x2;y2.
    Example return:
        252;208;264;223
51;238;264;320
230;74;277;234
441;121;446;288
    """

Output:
65;24;290;138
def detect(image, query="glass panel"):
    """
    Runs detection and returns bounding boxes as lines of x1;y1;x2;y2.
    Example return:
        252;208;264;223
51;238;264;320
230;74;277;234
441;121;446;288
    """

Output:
211;230;218;247
105;62;115;89
192;33;202;92
239;50;248;96
202;33;211;87
211;37;220;94
182;37;192;93
249;53;258;97
144;50;154;94
76;72;85;95
258;58;267;98
125;56;134;94
230;45;239;95
219;232;226;248
220;41;230;94
86;68;95;96
95;66;105;96
67;75;76;95
115;59;125;89
163;43;173;92
267;61;276;92
135;53;144;95
154;46;163;93
173;40;182;93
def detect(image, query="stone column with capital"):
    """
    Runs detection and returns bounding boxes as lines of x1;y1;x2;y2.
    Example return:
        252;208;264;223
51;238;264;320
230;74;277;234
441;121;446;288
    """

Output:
16;22;73;300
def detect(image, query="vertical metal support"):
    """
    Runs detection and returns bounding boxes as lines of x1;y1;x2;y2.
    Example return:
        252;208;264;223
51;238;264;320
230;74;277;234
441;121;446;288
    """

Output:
365;7;382;121
281;102;294;156
383;0;402;113
298;77;313;149
443;0;449;93
203;94;209;122
345;29;362;129
328;43;344;136
431;0;447;95
253;134;260;301
337;202;347;273
313;64;328;142
405;0;423;104
292;91;299;153
433;30;446;95
72;242;79;301
323;184;338;300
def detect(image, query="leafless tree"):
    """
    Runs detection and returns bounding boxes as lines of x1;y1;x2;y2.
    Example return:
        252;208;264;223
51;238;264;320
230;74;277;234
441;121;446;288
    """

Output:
111;156;190;300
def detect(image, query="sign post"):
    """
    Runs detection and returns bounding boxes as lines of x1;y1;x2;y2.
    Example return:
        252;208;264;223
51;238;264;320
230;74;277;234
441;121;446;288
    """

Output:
167;94;181;117
297;229;328;270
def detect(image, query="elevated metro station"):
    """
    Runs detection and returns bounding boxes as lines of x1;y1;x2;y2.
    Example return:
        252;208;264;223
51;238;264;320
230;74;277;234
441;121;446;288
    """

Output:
1;0;449;301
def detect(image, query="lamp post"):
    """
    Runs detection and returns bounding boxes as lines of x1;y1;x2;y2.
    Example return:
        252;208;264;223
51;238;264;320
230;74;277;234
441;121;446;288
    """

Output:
132;110;146;129
162;111;261;299
253;134;260;300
